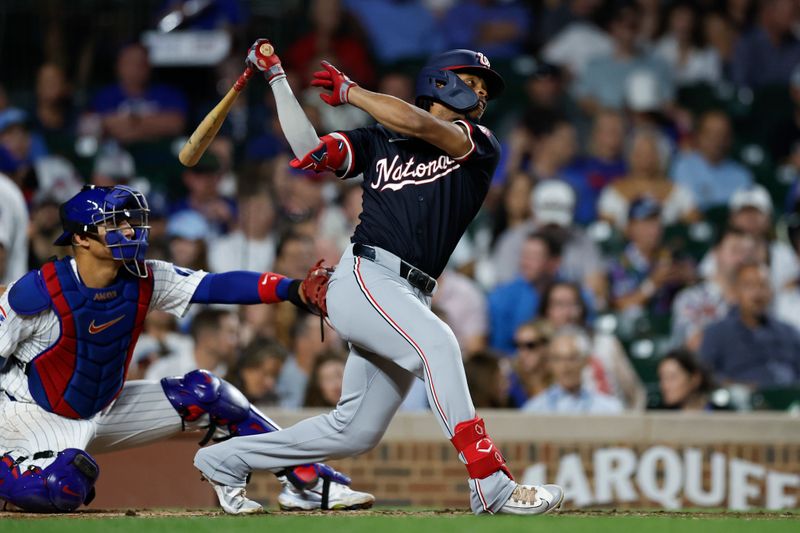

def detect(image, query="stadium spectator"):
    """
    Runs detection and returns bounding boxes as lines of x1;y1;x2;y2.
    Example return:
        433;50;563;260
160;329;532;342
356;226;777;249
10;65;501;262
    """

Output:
768;64;800;165
538;281;646;410
671;226;759;352
317;181;363;255
489;232;562;355
490;172;532;247
653;2;722;87
657;349;716;411
166;210;210;272
731;0;800;89
171;152;236;238
433;268;489;355
131;310;192;380
464;351;510;409
208;191;277;272
492;180;604;291
0;172;28;284
505;115;578;182
343;0;445;63
574;3;673;115
440;0;531;59
507;320;552;408
700;261;800;388
278;312;342;409
703;11;738;79
26;196;62;270
90;42;187;144
541;0;613;78
670;110;753;211
226;339;287;405
31;63;78;154
90;142;137;187
145;308;240;380
285;0;375;88
608;197;695;318
698;185;799;291
522;326;624;414
563;110;627;225
303;350;348;408
598;129;698;229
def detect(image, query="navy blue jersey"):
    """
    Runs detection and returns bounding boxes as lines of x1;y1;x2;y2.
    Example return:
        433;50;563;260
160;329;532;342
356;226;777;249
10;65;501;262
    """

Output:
337;119;500;278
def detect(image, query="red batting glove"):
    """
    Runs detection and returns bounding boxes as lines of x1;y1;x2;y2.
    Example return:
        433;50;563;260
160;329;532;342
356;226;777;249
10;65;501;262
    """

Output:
289;134;348;174
247;38;285;83
311;61;357;106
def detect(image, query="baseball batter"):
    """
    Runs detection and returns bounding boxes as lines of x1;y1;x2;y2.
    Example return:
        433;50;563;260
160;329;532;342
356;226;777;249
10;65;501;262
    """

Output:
0;184;373;513
194;40;564;515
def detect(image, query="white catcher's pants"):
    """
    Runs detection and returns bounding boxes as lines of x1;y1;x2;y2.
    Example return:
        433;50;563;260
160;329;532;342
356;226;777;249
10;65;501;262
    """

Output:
194;245;515;513
0;380;183;469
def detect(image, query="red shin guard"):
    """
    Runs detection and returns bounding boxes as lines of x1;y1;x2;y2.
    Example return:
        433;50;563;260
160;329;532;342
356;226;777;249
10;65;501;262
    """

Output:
450;417;513;480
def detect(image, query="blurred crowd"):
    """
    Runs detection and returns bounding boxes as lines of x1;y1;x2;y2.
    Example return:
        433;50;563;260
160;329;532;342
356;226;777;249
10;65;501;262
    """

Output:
2;0;800;414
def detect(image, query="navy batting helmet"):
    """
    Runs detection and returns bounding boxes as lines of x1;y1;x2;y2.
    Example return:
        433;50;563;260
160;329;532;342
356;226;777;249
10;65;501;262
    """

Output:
415;49;505;113
54;184;150;277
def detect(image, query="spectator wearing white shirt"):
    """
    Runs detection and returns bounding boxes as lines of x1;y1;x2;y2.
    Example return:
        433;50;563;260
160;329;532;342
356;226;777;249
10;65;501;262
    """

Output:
209;191;277;273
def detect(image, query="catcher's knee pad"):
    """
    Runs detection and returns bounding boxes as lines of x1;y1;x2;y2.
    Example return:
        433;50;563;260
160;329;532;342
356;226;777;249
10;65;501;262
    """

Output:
0;449;99;513
161;369;279;442
160;370;352;490
450;417;513;481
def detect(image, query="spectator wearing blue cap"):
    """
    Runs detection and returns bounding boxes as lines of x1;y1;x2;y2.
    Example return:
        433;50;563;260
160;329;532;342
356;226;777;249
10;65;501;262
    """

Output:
0;108;49;167
608;196;695;318
166;209;211;272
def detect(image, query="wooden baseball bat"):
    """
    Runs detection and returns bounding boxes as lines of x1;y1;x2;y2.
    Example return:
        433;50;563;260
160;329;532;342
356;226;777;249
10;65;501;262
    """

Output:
178;66;254;167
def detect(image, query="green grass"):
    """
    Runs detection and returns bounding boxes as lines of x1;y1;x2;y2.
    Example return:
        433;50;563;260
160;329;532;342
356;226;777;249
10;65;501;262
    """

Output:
2;514;798;533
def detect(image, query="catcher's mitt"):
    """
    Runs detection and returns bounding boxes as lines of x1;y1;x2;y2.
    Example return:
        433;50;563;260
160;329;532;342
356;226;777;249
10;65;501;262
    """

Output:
301;259;334;316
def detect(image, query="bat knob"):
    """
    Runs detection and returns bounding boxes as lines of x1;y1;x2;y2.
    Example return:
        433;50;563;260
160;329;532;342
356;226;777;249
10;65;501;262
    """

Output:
258;42;274;57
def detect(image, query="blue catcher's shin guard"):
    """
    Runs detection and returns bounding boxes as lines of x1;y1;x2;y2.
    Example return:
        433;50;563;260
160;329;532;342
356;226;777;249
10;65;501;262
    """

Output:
161;369;352;489
0;449;99;512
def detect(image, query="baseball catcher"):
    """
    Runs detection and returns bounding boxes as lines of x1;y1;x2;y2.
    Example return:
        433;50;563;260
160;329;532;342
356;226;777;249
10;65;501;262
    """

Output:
0;184;372;513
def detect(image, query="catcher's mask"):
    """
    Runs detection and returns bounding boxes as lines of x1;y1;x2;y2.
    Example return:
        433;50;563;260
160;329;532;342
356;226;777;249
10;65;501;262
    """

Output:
54;184;151;278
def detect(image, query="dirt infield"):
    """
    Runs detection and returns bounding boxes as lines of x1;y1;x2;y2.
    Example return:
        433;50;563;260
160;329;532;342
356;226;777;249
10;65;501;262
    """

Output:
2;508;798;520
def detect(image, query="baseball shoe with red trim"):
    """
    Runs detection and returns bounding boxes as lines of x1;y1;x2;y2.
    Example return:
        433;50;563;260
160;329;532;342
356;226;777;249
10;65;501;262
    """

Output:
497;483;564;515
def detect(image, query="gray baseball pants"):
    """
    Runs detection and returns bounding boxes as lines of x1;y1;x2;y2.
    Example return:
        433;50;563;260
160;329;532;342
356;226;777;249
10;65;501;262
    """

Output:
194;244;515;513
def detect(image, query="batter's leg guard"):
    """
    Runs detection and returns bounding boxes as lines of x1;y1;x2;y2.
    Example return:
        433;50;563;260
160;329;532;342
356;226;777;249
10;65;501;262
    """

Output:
450;417;514;481
0;449;99;513
161;369;352;490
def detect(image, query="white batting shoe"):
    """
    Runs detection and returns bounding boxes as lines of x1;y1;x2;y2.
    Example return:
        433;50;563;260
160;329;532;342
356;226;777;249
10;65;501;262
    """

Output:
497;483;564;515
203;475;264;515
277;476;375;511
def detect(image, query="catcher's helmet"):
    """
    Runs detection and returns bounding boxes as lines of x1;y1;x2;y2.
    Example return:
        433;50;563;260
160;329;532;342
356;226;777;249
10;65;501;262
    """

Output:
54;184;151;277
415;49;505;113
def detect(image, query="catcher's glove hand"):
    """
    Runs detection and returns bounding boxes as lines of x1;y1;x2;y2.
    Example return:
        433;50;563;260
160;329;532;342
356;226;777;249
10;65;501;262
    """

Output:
300;259;334;317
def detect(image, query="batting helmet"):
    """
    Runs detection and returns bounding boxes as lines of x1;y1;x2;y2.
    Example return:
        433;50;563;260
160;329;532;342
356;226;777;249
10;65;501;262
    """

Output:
54;184;150;277
415;49;505;113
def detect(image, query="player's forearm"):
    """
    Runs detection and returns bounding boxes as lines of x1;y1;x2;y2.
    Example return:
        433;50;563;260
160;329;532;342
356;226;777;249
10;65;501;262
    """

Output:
347;86;432;138
191;271;305;308
270;77;322;157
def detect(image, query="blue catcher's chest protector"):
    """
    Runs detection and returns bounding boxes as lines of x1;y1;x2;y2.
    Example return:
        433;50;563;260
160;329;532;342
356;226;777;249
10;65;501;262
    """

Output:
9;258;153;419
